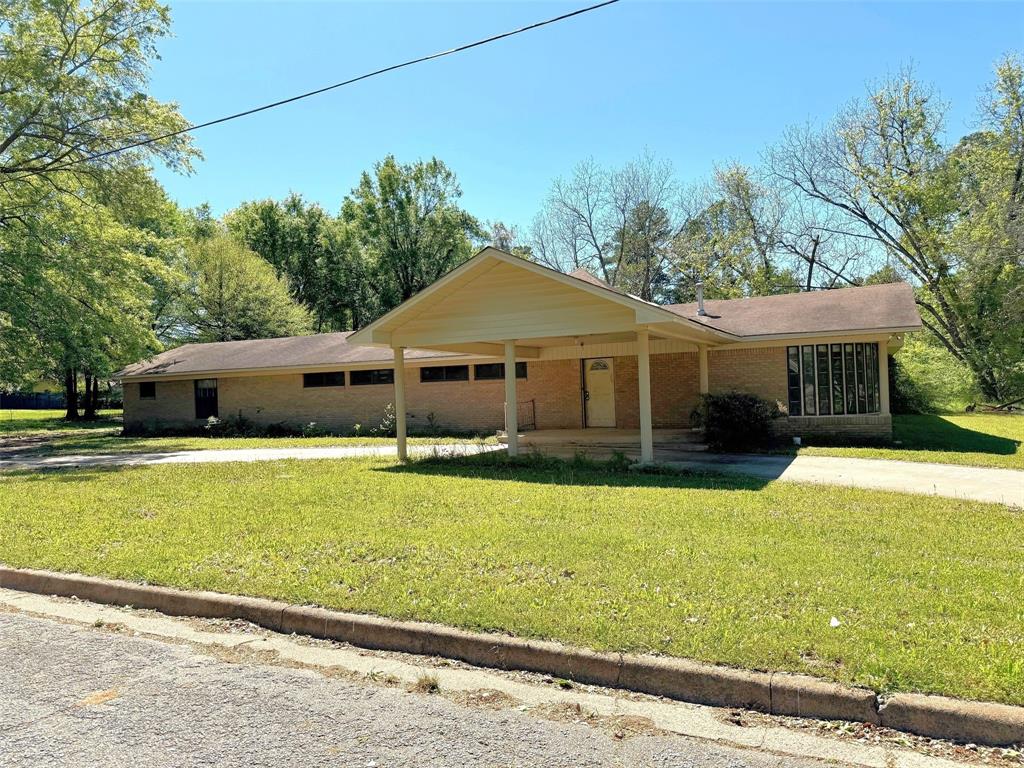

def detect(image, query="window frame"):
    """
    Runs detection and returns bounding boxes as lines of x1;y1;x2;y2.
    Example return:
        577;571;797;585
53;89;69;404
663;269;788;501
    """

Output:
138;381;156;400
473;362;528;381
419;365;470;383
786;343;881;417
349;368;394;386
303;371;345;388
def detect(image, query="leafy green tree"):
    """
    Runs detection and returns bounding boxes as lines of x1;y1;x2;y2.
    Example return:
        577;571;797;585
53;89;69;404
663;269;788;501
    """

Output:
341;155;481;309
0;0;197;416
769;58;1024;400
172;233;312;343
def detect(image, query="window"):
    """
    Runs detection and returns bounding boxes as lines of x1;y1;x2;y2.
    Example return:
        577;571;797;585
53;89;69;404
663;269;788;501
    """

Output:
787;343;881;416
473;362;527;380
194;378;218;420
786;347;802;416
139;382;156;400
349;368;394;386
830;344;845;415
420;365;470;383
303;371;345;388
816;344;831;416
801;345;817;416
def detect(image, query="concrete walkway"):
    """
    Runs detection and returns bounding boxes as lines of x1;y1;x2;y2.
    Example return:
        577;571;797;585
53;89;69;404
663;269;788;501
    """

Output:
659;453;1024;508
1;441;1019;507
0;442;502;472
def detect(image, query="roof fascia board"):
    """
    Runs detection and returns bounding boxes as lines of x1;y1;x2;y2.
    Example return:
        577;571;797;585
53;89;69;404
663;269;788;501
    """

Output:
719;326;922;347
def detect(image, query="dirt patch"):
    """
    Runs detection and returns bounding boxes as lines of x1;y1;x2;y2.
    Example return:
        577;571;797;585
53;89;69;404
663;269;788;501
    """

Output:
451;688;521;710
531;701;666;739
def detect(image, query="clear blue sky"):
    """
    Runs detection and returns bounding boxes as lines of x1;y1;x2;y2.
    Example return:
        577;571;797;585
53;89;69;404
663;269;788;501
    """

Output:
150;1;1023;230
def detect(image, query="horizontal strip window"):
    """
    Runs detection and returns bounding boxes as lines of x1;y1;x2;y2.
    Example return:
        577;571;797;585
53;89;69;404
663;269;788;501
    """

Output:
303;371;345;388
473;362;527;380
139;382;156;400
420;365;470;383
350;368;394;386
787;343;881;417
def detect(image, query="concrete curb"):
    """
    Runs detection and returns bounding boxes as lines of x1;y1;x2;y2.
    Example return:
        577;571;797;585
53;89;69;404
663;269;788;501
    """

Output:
2;566;1020;746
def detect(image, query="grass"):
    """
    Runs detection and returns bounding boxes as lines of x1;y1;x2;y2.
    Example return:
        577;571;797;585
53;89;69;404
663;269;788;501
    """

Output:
1;453;1021;705
0;409;495;454
794;413;1024;470
0;409;122;435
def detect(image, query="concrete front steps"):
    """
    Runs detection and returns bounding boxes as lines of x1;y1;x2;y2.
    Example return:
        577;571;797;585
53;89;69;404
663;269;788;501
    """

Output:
497;428;708;453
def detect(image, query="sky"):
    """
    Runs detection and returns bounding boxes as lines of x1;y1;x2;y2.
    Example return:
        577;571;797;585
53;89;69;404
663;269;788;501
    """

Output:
149;1;1024;230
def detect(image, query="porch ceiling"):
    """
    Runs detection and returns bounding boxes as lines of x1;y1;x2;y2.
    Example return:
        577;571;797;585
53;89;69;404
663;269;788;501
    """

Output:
348;248;733;353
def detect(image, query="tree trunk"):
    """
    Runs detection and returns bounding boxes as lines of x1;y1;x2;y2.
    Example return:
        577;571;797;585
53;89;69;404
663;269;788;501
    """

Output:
82;374;98;420
63;368;79;421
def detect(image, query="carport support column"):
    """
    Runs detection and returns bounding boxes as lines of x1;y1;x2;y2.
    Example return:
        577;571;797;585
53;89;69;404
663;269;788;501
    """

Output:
504;340;519;457
393;346;407;461
637;329;654;464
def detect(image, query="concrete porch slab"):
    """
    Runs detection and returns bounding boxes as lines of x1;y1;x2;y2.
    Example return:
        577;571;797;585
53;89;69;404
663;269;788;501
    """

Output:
498;428;708;452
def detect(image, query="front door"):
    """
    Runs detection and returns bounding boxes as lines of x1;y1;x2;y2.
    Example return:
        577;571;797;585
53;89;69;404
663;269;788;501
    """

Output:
583;358;616;427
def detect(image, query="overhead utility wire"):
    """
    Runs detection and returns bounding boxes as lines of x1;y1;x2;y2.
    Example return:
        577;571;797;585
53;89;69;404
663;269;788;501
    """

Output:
58;0;622;170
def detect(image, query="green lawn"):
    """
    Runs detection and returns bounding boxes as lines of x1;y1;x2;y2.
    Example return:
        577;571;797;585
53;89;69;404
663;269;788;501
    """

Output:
1;454;1021;705
0;409;122;434
795;413;1023;470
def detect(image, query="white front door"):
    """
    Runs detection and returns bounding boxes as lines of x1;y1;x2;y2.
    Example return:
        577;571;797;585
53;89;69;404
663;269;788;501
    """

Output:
584;358;616;427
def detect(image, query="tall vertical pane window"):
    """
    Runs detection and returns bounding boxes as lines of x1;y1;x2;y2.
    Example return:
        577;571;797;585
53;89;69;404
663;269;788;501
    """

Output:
787;343;880;417
830;344;845;415
787;347;802;416
816;344;831;415
855;343;868;413
801;345;817;416
844;344;857;413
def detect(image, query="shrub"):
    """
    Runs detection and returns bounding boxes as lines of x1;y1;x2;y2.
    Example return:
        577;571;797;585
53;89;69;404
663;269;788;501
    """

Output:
892;335;977;412
692;392;781;451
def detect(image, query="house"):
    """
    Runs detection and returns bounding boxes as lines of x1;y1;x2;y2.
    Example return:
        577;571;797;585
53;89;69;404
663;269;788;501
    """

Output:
117;247;923;459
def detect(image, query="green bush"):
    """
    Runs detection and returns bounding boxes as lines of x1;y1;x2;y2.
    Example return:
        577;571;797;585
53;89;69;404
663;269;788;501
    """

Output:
692;392;781;451
892;335;977;412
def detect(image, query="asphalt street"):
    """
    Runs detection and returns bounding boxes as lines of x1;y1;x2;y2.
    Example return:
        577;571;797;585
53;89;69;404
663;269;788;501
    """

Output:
0;611;828;768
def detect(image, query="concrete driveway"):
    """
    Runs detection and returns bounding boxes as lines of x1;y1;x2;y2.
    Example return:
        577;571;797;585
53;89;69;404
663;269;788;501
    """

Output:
0;442;502;472
1;440;1019;507
659;453;1024;508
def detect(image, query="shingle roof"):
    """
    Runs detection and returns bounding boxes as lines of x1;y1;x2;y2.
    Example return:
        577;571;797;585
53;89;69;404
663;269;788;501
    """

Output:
117;280;921;379
115;332;461;379
665;282;921;338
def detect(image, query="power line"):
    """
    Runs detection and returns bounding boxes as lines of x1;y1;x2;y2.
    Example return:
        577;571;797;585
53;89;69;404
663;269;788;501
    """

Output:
63;0;621;170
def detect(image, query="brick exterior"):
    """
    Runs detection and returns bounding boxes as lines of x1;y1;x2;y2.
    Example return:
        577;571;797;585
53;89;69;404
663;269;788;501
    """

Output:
124;359;583;434
611;353;700;429
123;345;892;439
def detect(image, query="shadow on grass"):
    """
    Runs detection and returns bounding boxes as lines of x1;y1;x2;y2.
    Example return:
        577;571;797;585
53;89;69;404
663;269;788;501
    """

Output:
379;449;774;492
892;414;1021;456
0;415;121;436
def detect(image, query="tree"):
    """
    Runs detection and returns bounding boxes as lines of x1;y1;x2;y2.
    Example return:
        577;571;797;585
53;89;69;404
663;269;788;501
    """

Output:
768;58;1024;399
171;233;312;343
341;156;481;310
225;194;354;331
0;0;195;209
0;0;197;416
530;151;680;300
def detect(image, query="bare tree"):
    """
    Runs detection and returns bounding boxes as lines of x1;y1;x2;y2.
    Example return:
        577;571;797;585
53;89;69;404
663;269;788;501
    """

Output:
530;151;681;300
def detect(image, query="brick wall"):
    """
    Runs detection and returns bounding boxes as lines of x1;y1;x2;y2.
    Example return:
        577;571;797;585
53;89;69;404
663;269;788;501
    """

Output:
124;359;583;434
612;352;700;429
707;347;789;407
123;345;891;439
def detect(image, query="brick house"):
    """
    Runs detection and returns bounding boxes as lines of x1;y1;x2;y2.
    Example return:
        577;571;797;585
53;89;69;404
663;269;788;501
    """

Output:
117;248;922;458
